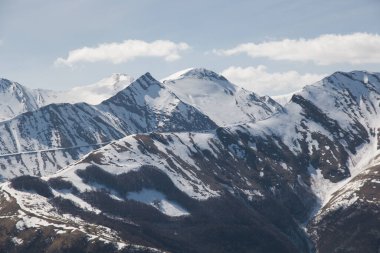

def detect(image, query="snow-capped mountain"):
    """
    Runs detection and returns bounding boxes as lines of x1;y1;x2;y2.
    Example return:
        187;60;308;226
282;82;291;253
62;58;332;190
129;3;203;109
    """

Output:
162;68;282;126
271;92;295;106
62;73;135;104
0;70;284;179
0;78;45;121
0;73;217;178
0;73;134;121
0;70;379;252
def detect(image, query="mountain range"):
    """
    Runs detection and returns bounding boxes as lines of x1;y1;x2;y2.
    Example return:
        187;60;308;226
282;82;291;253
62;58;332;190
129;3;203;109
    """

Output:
0;68;378;253
0;73;134;121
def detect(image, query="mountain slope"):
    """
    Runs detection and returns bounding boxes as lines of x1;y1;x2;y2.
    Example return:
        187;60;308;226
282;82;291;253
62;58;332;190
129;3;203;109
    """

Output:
0;73;217;179
308;163;380;253
162;68;282;126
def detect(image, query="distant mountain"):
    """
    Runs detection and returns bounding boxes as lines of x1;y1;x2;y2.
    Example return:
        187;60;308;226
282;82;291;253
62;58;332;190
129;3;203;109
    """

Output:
0;78;45;121
162;68;282;125
63;73;135;104
0;68;282;125
2;70;379;252
271;92;295;106
0;73;134;121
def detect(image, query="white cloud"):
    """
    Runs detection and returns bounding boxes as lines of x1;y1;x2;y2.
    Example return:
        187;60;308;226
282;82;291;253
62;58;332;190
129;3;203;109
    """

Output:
221;65;326;96
55;39;190;66
214;33;380;65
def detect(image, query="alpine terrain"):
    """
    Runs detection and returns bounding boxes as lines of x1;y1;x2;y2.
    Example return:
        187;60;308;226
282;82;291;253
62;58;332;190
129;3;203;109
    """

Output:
0;69;378;253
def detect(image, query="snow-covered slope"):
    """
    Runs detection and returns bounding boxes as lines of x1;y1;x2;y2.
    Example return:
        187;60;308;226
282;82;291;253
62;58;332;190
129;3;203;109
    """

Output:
308;162;380;253
0;73;134;121
162;68;282;126
0;73;216;178
0;127;314;253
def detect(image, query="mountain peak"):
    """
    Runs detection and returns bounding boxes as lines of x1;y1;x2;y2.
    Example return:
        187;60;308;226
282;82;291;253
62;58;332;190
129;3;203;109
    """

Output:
0;78;18;91
181;68;228;81
293;71;380;105
105;72;163;103
327;70;380;84
133;72;161;87
141;72;156;81
319;70;380;95
109;73;134;83
86;73;134;89
162;68;228;83
0;78;31;97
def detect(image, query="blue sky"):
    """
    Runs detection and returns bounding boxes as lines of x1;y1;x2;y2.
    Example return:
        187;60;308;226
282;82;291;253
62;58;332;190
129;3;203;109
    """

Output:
0;0;379;95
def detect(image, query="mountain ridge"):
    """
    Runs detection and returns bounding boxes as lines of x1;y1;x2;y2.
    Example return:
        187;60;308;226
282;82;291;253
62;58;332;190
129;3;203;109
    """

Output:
0;72;218;179
0;69;379;252
0;73;135;121
163;68;283;125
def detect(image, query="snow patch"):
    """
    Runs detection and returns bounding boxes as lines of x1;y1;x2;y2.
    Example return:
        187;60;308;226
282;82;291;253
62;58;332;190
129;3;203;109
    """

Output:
127;189;189;217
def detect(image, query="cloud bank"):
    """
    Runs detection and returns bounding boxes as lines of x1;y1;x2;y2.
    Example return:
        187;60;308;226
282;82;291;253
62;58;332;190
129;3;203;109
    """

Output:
221;65;326;96
56;40;190;66
215;33;380;65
